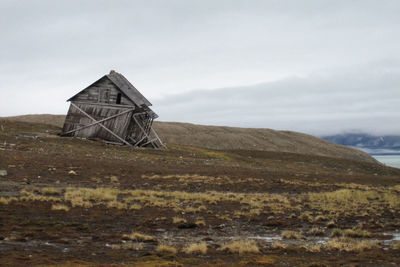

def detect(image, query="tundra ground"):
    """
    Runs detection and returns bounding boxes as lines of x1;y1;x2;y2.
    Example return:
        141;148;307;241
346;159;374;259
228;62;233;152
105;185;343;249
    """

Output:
0;119;400;266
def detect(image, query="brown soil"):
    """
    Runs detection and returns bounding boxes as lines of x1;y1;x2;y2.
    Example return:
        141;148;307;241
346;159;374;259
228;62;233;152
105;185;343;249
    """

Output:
0;119;399;266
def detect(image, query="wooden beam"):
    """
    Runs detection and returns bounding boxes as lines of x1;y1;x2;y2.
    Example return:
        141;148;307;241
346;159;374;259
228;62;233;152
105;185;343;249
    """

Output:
61;107;135;135
141;138;158;148
69;102;133;146
132;135;147;148
132;113;151;138
131;112;165;149
150;127;166;148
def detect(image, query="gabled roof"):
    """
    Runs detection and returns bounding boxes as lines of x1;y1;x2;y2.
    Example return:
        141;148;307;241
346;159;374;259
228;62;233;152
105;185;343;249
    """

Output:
106;71;152;107
68;71;152;107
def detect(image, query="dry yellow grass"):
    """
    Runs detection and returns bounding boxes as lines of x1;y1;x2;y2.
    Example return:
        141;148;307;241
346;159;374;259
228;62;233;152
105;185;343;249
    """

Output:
306;227;325;236
271;242;286;249
0;197;9;205
129;204;142;210
90;177;102;183
111;242;143;250
123;232;157;242
156;244;177;254
109;176;119;183
13;184;399;228
183;242;208;254
331;228;371;238
307;245;321;252
41;187;63;195
307;189;387;214
195;219;206;226
51;204;70;211
172;217;187;224
326;237;378;252
106;200;127;210
221;240;259;254
281;230;304;239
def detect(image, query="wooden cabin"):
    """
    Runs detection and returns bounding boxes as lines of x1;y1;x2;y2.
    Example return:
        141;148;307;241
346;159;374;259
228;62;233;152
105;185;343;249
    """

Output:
60;70;164;148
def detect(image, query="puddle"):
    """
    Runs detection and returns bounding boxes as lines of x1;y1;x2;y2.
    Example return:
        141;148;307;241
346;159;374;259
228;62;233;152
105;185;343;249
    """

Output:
382;232;400;244
250;235;281;242
392;233;400;241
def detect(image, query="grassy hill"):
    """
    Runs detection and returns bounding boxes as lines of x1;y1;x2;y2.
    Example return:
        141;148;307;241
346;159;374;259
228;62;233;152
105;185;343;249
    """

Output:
2;114;375;163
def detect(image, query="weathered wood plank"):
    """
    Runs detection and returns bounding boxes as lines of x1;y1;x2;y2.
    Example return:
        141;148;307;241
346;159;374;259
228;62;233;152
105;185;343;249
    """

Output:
61;107;135;136
70;102;133;146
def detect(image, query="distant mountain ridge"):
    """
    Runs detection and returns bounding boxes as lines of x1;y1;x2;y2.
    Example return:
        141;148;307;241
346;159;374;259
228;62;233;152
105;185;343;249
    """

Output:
322;133;400;155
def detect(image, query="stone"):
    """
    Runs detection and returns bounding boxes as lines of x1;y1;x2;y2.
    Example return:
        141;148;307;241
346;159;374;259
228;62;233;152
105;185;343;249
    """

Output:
0;170;7;176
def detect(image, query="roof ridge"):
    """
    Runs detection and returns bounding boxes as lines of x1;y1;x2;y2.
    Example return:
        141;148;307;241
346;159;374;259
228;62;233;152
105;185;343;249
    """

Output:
106;72;152;107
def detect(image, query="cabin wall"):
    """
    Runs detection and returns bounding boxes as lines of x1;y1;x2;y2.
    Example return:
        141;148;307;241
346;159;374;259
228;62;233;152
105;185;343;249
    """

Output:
62;102;135;142
71;77;134;106
127;112;153;144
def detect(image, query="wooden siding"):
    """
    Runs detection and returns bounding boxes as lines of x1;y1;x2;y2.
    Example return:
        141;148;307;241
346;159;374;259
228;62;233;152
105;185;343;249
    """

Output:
127;112;153;144
70;77;134;106
62;102;135;142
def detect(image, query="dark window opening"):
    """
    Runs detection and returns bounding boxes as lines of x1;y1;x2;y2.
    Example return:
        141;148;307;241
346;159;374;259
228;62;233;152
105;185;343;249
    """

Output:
116;93;122;104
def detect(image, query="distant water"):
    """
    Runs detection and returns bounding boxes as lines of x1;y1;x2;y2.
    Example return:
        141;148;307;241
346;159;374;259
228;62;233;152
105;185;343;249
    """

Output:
372;155;400;168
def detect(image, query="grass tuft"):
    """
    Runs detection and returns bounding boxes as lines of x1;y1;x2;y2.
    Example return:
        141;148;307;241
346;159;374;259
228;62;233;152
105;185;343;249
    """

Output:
123;232;157;242
221;240;259;254
172;217;187;224
156;244;177;254
183;241;208;254
281;230;304;239
51;204;70;211
326;237;378;252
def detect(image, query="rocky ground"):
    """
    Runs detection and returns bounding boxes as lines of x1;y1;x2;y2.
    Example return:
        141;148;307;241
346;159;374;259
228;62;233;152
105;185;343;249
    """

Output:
0;119;400;266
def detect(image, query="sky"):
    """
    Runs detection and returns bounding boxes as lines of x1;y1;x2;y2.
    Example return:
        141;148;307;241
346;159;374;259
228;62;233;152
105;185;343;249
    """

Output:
0;0;399;136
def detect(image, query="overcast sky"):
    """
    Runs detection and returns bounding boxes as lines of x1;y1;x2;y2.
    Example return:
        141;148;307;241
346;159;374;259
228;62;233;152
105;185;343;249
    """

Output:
0;0;399;135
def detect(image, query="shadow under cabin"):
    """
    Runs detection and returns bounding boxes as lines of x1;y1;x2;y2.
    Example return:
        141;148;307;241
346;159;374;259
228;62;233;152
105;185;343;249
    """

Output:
60;70;164;148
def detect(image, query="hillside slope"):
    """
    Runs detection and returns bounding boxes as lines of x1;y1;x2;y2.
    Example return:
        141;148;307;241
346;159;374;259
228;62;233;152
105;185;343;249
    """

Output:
2;114;376;163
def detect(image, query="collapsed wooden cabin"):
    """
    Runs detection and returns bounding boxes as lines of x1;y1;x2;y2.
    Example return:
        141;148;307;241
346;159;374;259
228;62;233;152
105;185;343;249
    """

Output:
60;70;164;148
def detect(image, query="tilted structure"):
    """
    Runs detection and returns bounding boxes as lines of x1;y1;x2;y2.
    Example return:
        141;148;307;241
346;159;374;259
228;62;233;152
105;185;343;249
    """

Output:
60;70;164;148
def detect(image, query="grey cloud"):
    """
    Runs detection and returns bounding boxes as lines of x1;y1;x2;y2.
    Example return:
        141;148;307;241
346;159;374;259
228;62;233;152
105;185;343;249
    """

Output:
153;62;400;135
0;1;399;136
